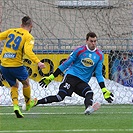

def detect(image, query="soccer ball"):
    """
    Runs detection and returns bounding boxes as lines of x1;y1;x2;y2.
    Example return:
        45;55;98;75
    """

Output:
22;104;26;111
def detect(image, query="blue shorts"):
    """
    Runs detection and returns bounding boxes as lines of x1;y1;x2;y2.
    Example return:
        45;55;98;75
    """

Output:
1;66;29;87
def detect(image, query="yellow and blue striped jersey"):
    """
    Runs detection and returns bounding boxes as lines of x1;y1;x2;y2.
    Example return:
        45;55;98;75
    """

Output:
0;28;40;67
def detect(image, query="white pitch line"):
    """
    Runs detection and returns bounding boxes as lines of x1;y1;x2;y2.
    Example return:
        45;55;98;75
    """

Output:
0;111;132;115
0;129;133;133
0;105;132;109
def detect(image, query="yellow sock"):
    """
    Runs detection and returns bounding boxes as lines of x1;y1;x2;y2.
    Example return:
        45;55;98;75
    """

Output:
10;87;18;105
23;86;31;105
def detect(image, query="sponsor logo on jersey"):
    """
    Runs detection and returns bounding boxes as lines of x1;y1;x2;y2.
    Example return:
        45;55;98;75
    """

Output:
81;58;94;67
3;53;16;58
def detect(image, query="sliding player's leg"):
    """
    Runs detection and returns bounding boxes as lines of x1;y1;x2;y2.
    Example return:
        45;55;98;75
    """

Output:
36;77;72;105
36;91;66;105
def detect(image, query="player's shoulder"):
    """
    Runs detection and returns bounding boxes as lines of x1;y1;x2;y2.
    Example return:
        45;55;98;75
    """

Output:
74;45;86;52
26;31;34;39
19;28;34;39
71;45;87;57
95;48;104;60
3;28;15;33
0;28;16;36
96;48;103;53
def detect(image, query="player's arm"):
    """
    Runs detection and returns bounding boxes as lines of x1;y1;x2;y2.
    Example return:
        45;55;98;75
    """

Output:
24;37;40;63
39;56;74;88
51;55;75;77
39;49;78;88
24;36;45;69
95;56;104;83
95;55;114;103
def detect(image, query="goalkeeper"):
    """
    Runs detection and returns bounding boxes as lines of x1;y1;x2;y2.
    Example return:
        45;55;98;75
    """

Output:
37;32;114;115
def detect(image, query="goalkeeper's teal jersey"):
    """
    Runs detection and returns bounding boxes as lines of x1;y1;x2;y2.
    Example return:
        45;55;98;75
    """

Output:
59;45;104;83
0;28;40;67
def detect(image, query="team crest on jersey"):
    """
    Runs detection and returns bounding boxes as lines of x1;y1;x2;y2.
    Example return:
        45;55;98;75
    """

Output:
81;58;94;67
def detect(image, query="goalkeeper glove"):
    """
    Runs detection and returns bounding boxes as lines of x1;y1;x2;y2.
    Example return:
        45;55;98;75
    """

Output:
102;88;114;103
39;74;55;88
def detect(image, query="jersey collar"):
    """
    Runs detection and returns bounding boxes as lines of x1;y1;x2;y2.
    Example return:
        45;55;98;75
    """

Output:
86;45;96;52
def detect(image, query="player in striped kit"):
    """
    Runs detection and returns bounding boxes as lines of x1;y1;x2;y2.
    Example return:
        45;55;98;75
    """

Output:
38;32;114;115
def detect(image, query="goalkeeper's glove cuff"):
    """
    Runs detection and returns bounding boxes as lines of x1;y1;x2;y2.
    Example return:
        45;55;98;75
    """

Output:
49;74;55;80
101;87;108;93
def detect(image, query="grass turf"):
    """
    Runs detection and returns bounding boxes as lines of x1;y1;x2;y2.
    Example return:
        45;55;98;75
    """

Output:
0;104;132;133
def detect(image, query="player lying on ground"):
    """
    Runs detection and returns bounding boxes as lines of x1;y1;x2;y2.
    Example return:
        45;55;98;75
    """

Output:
36;32;114;115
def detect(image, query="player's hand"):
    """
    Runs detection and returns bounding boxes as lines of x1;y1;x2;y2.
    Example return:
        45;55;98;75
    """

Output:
38;62;46;69
39;74;55;88
102;88;114;103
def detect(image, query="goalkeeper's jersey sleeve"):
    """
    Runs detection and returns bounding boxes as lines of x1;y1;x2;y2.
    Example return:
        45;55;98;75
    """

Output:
59;45;104;83
0;28;40;67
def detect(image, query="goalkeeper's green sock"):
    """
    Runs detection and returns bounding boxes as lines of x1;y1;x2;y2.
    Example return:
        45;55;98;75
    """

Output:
14;104;24;118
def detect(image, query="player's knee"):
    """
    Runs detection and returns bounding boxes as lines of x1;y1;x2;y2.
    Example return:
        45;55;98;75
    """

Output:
21;78;30;88
85;90;93;98
57;91;66;101
56;94;63;102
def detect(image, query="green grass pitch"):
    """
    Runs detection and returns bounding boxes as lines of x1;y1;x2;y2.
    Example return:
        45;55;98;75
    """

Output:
0;104;132;133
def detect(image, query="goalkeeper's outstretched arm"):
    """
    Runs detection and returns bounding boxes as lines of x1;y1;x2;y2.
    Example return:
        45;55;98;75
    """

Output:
39;54;74;88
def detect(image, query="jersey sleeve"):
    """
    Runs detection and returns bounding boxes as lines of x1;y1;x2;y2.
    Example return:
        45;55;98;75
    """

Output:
95;53;105;83
24;36;40;64
59;47;80;72
0;29;11;41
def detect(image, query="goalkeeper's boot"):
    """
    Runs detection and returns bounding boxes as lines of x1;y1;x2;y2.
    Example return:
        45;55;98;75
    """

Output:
84;102;101;115
26;98;38;111
14;104;24;118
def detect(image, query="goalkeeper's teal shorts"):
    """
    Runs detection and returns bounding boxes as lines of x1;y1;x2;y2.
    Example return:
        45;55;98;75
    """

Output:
1;66;28;87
